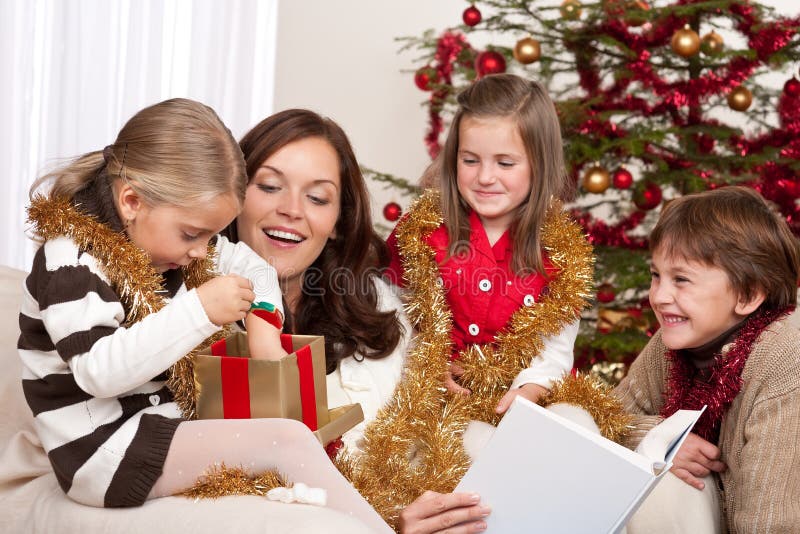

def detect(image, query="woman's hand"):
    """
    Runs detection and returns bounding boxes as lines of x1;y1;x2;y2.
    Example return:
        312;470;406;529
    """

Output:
399;491;490;534
196;275;254;326
495;383;548;414
669;432;727;490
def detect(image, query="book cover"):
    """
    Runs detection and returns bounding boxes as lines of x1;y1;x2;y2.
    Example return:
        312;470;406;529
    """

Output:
454;397;703;533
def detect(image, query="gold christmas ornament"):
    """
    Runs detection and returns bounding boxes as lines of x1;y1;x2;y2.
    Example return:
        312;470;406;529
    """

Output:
582;164;612;194
700;31;724;56
727;86;753;111
513;37;542;64
560;0;582;20
671;25;701;58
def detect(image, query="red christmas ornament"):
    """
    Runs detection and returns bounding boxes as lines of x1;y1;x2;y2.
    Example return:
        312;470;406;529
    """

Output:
784;78;800;98
597;283;616;304
414;66;438;91
612;168;633;189
383;202;402;222
634;181;663;210
475;50;506;77
462;5;482;26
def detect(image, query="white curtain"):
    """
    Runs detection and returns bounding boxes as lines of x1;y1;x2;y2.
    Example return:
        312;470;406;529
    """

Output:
0;0;278;271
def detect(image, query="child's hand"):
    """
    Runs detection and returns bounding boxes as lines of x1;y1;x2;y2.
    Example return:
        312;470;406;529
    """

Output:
246;312;289;360
669;432;727;490
444;362;471;396
196;275;255;326
495;383;548;414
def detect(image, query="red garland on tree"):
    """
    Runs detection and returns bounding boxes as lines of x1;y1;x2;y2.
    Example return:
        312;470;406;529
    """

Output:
475;50;506;77
383;202;402;222
462;5;482;27
422;31;474;159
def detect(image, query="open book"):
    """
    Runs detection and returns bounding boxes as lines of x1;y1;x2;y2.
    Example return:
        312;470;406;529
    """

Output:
454;397;704;533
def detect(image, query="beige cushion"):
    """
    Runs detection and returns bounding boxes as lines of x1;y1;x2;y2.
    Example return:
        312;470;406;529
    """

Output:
0;265;374;533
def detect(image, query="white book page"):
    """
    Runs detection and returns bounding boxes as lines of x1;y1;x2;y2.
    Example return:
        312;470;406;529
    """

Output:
635;407;706;472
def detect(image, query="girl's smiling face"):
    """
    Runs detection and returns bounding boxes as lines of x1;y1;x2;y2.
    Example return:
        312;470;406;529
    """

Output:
455;114;532;243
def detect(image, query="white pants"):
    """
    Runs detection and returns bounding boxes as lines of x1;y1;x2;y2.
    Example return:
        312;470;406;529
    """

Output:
625;472;722;534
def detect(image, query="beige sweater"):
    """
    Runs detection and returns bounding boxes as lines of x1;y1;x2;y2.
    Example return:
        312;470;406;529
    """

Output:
614;319;800;533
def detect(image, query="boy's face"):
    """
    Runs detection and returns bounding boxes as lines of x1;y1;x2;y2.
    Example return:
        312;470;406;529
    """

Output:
649;249;751;350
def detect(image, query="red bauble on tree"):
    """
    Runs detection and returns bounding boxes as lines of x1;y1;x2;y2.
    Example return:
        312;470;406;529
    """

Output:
383;202;402;222
784;78;800;98
475;50;506;77
462;5;482;26
612;168;633;189
597;283;616;304
634;181;663;210
414;66;439;91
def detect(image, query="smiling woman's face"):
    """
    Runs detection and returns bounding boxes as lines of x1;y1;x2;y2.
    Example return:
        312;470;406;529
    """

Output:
236;136;341;305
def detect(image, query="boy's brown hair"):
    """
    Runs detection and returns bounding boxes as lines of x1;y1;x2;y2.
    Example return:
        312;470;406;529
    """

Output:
650;186;800;310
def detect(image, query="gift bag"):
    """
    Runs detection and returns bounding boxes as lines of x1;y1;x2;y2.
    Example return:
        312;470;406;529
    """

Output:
194;332;364;447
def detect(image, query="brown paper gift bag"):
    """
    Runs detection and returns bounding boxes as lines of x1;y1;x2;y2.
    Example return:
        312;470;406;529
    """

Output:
194;332;364;447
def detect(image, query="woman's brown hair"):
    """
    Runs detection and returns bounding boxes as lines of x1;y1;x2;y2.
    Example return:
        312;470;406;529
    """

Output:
650;186;800;310
439;73;571;274
223;109;403;372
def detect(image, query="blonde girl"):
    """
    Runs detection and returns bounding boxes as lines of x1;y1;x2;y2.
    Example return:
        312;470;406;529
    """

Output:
19;99;387;531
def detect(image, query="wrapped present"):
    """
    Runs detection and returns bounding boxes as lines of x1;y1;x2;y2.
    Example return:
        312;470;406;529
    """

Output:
195;332;331;429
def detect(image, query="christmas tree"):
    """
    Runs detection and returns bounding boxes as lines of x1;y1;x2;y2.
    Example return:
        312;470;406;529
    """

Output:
371;0;800;383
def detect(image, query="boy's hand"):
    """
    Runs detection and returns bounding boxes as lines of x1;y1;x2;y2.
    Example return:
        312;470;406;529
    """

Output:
444;362;471;396
495;383;548;414
196;275;254;326
670;432;727;490
246;312;288;360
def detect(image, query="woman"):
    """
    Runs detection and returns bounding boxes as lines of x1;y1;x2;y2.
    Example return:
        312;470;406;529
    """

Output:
228;109;490;533
224;108;410;454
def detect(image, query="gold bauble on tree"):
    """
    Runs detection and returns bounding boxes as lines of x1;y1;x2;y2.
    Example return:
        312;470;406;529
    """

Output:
582;165;611;194
671;25;700;58
560;0;582;20
513;37;541;64
727;86;753;111
700;31;724;56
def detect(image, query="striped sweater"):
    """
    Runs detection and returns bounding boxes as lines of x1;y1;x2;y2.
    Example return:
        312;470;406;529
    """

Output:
18;188;281;507
614;319;800;533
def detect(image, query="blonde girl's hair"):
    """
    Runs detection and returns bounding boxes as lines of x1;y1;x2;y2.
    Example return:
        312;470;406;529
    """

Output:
439;73;570;275
30;98;246;208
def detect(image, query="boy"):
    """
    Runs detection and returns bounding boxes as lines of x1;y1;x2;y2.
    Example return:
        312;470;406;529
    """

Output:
615;186;800;533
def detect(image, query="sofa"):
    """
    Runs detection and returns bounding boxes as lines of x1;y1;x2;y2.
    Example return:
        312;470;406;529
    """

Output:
0;265;375;534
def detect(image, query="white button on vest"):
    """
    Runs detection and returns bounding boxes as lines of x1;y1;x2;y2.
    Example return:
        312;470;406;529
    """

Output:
149;394;161;406
478;279;492;292
468;323;480;336
456;268;462;275
524;294;535;306
436;276;444;287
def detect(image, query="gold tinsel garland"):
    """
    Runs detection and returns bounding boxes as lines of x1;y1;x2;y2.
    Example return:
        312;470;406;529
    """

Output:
179;464;288;499
341;190;629;528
